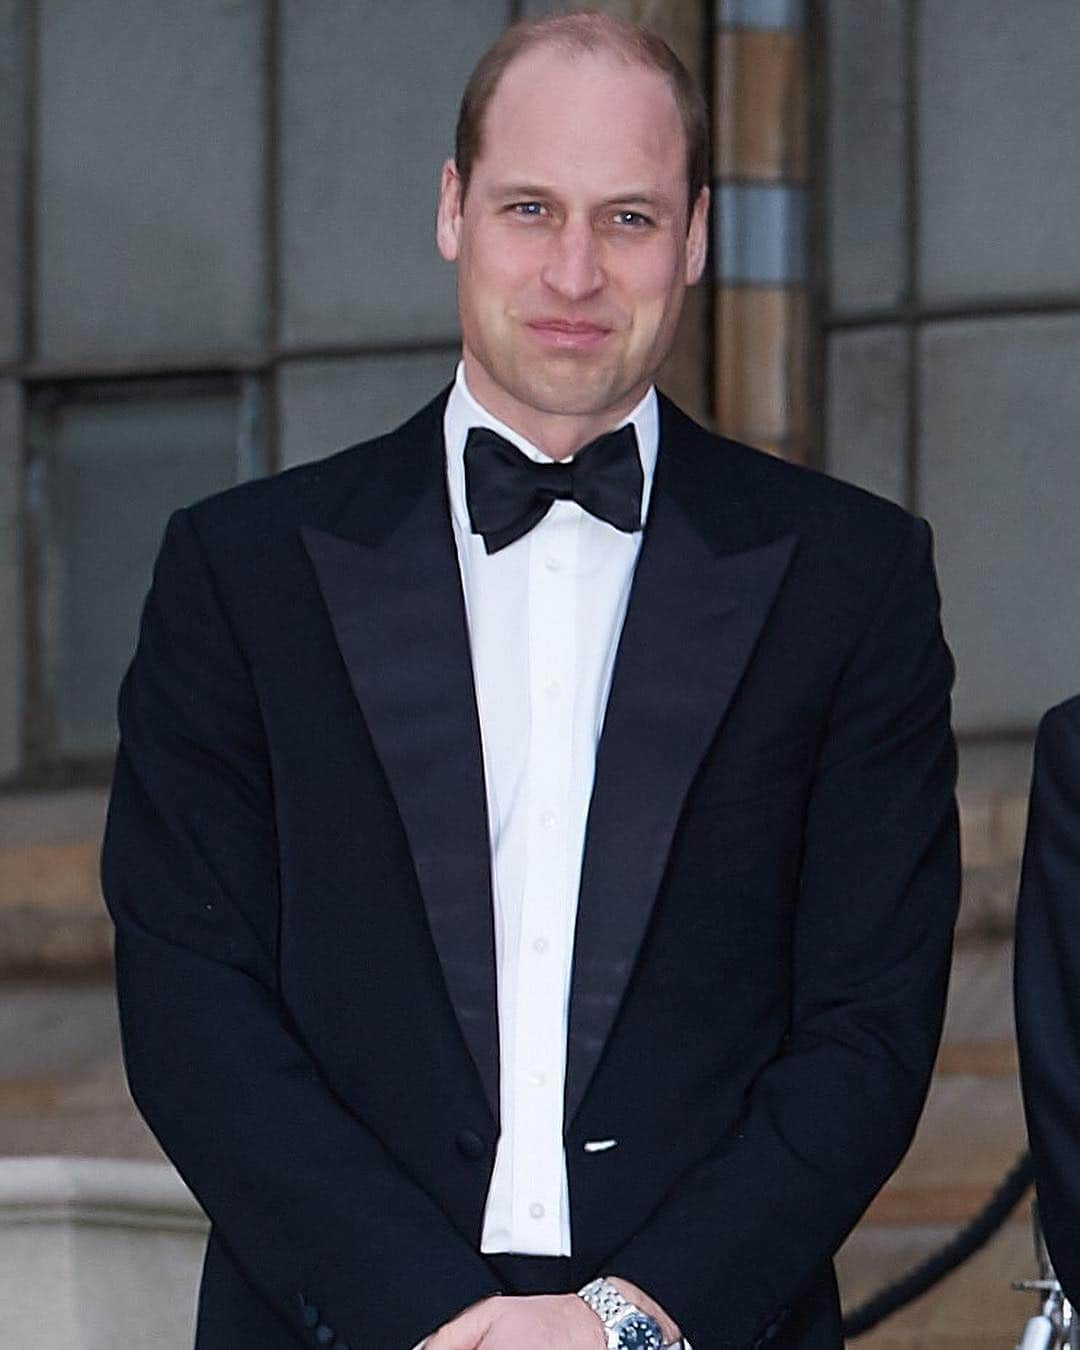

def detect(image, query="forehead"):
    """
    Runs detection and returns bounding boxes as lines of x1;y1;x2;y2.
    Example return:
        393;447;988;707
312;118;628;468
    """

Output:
475;44;687;196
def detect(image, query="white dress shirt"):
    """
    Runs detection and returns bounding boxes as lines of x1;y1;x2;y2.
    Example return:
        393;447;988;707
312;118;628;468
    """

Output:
443;363;658;1256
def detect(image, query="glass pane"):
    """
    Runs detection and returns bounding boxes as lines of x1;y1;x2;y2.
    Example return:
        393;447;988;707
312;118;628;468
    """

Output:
918;0;1080;304
277;351;458;470
0;379;20;778
29;381;257;758
824;0;908;314
279;0;508;348
36;0;266;364
918;313;1080;732
0;0;23;363
825;325;909;506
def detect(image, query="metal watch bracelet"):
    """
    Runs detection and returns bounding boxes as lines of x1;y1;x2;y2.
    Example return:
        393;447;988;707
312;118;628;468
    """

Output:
577;1276;687;1348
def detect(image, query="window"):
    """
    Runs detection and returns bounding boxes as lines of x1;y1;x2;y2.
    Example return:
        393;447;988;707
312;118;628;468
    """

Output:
23;375;265;773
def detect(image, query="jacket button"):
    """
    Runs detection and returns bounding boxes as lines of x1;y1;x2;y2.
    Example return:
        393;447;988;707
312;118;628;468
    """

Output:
316;1326;334;1345
456;1129;486;1159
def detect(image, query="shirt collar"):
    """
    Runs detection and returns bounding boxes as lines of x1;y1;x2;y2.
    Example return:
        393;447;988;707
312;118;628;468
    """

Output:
444;360;659;536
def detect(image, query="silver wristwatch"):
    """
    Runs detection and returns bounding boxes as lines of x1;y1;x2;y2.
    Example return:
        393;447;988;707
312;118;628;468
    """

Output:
577;1276;682;1349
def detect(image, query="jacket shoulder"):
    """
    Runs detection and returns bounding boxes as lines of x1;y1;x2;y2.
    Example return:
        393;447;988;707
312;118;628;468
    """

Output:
187;438;370;533
176;389;448;552
660;395;918;555
734;437;911;540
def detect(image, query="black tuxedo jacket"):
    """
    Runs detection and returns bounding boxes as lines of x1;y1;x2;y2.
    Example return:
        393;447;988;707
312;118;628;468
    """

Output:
102;391;960;1350
1016;694;1080;1303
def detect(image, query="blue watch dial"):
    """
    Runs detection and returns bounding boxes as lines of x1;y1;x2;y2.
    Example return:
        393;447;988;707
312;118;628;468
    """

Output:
618;1314;664;1350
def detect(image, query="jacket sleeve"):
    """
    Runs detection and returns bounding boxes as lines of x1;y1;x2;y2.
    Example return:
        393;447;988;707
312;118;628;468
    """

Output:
102;508;501;1349
1015;697;1080;1305
603;517;961;1348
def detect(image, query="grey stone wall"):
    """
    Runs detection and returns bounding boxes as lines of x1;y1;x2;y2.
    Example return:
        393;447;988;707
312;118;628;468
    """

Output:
822;0;1080;736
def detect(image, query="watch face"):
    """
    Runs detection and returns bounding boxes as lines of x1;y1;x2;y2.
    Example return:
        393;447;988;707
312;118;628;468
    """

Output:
617;1314;664;1350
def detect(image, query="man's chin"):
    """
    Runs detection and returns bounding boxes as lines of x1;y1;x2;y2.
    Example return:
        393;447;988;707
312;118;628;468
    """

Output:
506;364;638;420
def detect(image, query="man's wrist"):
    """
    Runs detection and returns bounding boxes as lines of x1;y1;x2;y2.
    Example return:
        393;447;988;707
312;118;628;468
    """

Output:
605;1275;681;1345
583;1274;683;1350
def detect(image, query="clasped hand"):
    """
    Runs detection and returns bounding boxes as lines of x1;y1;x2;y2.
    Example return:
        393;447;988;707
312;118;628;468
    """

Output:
424;1277;680;1348
425;1293;607;1348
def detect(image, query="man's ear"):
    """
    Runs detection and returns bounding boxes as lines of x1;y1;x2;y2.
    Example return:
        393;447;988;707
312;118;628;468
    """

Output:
684;185;710;286
436;159;464;263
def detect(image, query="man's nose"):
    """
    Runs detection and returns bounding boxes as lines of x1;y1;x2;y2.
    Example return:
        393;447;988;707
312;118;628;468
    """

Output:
540;222;603;301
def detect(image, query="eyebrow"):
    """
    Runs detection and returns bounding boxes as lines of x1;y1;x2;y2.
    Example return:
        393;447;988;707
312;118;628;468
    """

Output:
488;183;552;198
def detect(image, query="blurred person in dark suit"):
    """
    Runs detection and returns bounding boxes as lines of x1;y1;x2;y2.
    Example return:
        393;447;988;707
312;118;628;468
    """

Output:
102;12;960;1349
1016;694;1080;1304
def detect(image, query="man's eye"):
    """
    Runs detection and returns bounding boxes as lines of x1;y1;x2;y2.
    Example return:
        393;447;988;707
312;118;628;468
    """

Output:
511;201;546;217
614;210;652;228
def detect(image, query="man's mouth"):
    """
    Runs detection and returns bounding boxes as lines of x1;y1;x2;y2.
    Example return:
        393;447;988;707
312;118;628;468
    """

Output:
525;319;613;350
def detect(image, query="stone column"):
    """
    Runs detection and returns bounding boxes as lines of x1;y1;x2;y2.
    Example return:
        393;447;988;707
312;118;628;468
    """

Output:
713;0;811;461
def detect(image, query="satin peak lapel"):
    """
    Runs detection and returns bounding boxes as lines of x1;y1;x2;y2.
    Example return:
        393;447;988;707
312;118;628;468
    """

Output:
301;410;499;1120
566;419;797;1123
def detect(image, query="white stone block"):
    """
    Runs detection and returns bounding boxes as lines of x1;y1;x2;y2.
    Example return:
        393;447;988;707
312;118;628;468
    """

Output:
0;1157;207;1349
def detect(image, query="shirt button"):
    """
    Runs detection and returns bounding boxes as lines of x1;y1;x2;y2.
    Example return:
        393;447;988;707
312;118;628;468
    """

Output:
545;680;561;699
540;810;557;829
532;936;549;955
529;1202;545;1219
528;1071;546;1087
544;555;561;572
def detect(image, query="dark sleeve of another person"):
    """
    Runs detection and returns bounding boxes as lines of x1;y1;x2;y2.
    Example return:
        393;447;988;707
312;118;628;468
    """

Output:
1016;694;1080;1305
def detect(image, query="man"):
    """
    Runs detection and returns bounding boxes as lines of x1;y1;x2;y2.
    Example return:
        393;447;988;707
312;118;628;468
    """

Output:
103;13;960;1349
1015;694;1080;1304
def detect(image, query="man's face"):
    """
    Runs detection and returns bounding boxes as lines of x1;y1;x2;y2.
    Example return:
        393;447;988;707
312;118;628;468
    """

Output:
437;44;708;445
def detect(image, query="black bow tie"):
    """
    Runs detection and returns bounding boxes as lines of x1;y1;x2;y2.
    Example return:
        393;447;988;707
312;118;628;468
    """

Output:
463;424;643;555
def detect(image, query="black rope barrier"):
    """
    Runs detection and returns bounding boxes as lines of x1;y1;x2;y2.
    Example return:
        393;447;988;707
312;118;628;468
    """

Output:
842;1150;1035;1338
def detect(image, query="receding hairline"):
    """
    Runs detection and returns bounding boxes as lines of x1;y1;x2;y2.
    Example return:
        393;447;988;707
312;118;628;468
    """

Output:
454;11;709;220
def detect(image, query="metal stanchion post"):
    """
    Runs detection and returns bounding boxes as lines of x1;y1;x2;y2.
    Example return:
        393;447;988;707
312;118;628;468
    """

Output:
1014;1202;1077;1350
